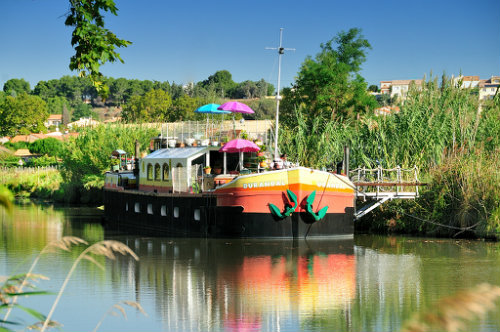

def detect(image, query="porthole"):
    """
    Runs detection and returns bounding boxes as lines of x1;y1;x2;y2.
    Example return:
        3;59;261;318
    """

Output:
173;207;179;218
147;204;153;215
194;209;200;221
134;202;140;213
161;205;167;216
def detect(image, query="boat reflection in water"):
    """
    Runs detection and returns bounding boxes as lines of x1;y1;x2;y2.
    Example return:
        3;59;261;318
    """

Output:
113;237;356;331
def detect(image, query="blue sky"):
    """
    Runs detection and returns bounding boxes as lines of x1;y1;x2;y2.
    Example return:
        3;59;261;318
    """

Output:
1;0;499;91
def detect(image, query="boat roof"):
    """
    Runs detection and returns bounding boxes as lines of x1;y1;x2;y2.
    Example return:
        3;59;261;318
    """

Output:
144;147;209;160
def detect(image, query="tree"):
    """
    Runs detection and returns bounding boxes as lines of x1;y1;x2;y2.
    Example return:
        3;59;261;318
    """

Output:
65;0;131;97
32;79;59;100
62;104;71;126
0;93;48;136
121;89;173;122
29;138;64;157
46;96;70;114
200;70;235;98
368;85;379;93
281;28;376;126
3;78;31;96
171;95;201;121
110;78;129;105
72;102;95;121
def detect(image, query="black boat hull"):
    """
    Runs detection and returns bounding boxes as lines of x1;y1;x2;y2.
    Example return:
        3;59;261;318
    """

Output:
103;189;354;238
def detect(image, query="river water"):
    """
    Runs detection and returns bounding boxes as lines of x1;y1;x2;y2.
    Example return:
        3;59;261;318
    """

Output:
1;204;500;332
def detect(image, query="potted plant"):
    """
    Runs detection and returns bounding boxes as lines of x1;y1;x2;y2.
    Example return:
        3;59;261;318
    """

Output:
213;163;222;174
203;166;211;174
111;158;120;171
258;156;267;168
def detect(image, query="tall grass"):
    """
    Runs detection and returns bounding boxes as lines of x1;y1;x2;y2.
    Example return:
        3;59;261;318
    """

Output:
0;167;62;200
280;76;483;171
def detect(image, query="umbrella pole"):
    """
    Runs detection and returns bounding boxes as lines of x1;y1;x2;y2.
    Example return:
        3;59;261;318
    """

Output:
223;152;227;174
232;114;236;139
239;151;243;170
206;115;209;139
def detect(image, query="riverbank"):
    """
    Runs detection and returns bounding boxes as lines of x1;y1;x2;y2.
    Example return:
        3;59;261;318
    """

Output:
356;148;500;240
0;167;102;204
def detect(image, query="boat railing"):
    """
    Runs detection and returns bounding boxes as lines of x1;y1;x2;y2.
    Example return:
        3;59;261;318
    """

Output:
349;165;421;199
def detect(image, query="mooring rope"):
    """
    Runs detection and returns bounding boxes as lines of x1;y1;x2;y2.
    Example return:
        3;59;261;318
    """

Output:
389;207;481;237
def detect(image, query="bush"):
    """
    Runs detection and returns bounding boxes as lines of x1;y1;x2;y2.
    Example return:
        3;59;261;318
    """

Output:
29;138;63;157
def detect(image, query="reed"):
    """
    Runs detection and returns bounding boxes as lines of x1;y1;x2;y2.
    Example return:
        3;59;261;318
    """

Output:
40;240;139;332
401;283;500;332
280;75;483;171
1;237;140;332
0;167;62;200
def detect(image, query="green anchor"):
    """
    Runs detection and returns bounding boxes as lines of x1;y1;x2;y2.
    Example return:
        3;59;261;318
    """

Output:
305;190;329;221
269;189;298;219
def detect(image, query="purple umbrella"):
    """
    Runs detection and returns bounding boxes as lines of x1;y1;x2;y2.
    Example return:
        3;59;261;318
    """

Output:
219;139;260;153
220;138;260;171
218;101;255;138
218;101;255;114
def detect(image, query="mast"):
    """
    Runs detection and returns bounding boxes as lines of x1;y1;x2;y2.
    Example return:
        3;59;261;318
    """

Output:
266;28;295;160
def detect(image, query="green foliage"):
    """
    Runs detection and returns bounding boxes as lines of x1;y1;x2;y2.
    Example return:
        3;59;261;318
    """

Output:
0;93;49;136
199;70;236;98
171;94;201;121
281;28;376;127
29;138;63;157
2;78;31;96
0;186;14;211
60;124;157;185
121;89;173;122
413;149;500;238
72;102;96;121
25;155;59;168
0;154;21;167
3;142;29;151
46;96;70;115
0;167;62;200
65;0;131;97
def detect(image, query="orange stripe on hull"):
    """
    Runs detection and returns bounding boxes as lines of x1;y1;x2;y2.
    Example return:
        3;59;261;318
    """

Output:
217;189;354;214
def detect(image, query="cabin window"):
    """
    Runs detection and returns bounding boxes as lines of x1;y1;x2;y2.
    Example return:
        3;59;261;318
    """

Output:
173;207;179;218
134;202;140;213
147;204;153;215
147;164;153;180
194;209;200;221
161;205;167;216
154;163;161;181
162;163;169;181
125;202;128;211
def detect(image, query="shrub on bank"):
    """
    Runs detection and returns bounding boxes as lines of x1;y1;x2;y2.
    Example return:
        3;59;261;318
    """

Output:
357;148;500;239
0;167;62;200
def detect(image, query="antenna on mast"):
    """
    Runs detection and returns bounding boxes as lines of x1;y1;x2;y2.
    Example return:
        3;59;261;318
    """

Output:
266;28;295;161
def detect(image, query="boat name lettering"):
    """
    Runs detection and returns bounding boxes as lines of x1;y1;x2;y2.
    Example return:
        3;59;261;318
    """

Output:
316;182;344;189
243;180;285;189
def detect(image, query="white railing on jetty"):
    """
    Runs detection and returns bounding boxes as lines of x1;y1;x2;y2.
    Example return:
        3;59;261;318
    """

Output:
349;166;422;219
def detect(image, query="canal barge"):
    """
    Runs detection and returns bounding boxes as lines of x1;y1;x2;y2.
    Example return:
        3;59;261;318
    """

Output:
103;145;356;238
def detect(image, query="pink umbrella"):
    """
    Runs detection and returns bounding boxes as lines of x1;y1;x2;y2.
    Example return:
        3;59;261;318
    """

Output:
219;139;260;171
218;101;255;114
219;139;260;153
